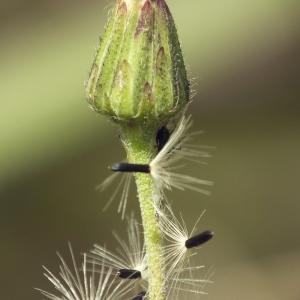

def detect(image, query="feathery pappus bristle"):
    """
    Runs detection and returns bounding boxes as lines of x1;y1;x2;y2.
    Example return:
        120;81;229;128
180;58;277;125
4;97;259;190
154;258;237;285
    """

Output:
156;204;206;272
149;115;214;195
153;204;213;297
98;115;213;218
96;170;133;220
88;216;147;292
96;123;168;219
166;265;214;299
103;116;213;204
37;243;131;300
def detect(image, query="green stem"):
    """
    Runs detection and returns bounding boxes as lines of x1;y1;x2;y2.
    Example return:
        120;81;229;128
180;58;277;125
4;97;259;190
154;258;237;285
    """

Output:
122;124;165;300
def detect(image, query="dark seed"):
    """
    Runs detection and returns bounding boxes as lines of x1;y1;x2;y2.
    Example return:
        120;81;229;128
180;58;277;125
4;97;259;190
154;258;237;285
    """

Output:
132;291;146;300
156;126;170;152
111;163;150;173
185;230;214;249
117;269;142;279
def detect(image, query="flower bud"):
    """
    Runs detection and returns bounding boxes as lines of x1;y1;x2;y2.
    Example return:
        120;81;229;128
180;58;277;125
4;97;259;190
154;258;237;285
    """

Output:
86;0;190;125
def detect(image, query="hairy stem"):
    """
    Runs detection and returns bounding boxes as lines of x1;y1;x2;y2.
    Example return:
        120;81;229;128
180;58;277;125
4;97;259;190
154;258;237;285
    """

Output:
122;124;165;300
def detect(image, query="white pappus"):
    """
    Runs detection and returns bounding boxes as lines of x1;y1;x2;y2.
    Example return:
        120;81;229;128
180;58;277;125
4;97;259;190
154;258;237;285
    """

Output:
88;216;148;293
155;204;214;298
99;114;213;218
37;243;131;300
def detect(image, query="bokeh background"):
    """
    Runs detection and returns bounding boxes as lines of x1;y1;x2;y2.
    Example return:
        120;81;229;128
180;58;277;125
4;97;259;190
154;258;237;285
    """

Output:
1;0;300;299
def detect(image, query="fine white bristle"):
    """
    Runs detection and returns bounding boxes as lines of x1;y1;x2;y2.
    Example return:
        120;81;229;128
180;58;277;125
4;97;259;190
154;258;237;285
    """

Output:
37;244;131;300
96;171;133;220
150;115;213;196
157;205;206;275
97;115;212;218
88;216;147;291
153;204;211;298
174;265;214;297
163;261;213;299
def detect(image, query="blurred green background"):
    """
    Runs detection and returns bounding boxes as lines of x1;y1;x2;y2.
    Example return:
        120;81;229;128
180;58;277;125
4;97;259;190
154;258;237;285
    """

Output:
1;0;300;299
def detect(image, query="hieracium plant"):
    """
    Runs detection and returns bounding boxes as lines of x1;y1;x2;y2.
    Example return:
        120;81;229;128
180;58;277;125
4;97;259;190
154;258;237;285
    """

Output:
38;1;214;299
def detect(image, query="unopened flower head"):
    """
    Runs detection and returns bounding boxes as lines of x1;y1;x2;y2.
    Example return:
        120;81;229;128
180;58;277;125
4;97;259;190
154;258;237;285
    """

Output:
37;244;131;300
86;0;189;125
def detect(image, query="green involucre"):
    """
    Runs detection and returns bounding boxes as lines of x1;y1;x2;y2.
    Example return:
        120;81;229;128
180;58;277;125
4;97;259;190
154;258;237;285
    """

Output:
86;0;190;126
